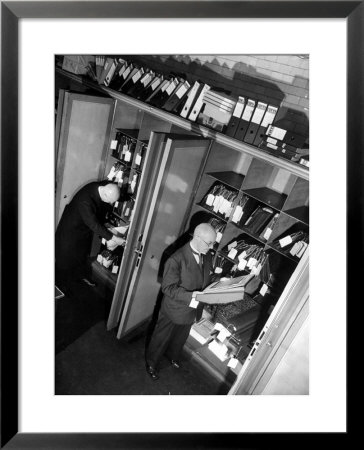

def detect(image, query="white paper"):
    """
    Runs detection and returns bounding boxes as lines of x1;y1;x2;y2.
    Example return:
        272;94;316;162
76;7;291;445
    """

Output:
189;298;199;309
135;154;142;166
279;235;293;247
227;357;238;369
206;194;215;206
228;248;238;259
110;139;118;150
260;284;268;296
238;259;247;271
124;150;131;162
217;328;231;342
263;227;272;240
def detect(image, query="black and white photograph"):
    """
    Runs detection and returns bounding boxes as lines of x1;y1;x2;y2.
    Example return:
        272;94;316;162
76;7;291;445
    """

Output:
1;1;354;445
55;53;310;396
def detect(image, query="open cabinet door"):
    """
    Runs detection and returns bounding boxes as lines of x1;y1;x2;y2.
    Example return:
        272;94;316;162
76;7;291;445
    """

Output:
55;91;115;225
106;133;211;335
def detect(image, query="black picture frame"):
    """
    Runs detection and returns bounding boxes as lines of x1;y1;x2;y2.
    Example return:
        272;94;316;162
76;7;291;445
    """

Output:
1;1;359;448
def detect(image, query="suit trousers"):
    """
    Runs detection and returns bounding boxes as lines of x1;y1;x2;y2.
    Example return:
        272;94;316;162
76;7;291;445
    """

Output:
145;311;192;369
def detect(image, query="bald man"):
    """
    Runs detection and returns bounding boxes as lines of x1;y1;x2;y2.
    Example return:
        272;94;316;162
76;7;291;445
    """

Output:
145;223;216;380
56;180;125;289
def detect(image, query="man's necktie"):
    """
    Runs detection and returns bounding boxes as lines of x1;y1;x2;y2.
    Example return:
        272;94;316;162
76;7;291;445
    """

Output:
191;249;203;272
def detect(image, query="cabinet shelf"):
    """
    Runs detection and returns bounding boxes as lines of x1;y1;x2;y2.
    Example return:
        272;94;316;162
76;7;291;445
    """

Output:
114;128;148;145
283;206;309;225
243;187;287;211
56;67;309;180
266;244;304;263
229;221;268;245
206;171;245;191
111;153;133;167
195;203;229;223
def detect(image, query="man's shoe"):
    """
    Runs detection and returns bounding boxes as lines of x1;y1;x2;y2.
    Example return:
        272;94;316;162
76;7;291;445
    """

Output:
146;365;159;381
82;278;97;287
170;360;181;369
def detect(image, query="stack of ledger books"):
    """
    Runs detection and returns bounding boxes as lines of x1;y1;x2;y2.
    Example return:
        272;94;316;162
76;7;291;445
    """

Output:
196;273;255;304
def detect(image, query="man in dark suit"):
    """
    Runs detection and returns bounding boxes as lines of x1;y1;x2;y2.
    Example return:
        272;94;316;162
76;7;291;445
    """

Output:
55;181;125;290
145;223;216;380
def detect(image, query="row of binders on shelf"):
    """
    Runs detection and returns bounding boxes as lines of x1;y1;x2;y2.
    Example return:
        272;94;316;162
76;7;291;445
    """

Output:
83;56;309;168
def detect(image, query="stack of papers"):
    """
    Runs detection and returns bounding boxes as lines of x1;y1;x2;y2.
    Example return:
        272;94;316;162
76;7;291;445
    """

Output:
203;273;255;293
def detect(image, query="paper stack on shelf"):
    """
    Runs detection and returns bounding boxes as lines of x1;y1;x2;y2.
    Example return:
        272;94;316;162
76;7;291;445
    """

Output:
189;318;215;345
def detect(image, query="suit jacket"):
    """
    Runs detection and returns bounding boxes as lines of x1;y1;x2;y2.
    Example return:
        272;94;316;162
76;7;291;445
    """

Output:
55;181;114;270
161;243;213;325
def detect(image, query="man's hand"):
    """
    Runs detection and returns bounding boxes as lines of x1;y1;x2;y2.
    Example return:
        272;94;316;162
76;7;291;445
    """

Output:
111;235;126;246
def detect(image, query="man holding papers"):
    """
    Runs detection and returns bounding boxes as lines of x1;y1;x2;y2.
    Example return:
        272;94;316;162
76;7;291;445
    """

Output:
145;223;216;380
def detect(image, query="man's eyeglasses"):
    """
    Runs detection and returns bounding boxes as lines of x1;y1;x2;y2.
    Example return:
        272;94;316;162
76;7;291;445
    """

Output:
197;235;215;248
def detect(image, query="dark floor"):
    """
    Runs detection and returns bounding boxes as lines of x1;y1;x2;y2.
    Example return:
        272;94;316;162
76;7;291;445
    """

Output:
55;280;228;395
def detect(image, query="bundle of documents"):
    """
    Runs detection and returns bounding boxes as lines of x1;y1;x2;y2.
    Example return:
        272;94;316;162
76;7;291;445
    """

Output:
203;273;255;293
189;318;215;345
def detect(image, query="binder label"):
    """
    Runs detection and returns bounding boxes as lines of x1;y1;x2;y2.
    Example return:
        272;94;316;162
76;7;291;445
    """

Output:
97;254;103;263
261;105;278;128
227;241;237;251
232;97;245;117
214;267;223;274
241;100;256;121
132;70;142;83
251;102;268;124
114;201;119;208
216;232;223;243
151;78;161;90
166;80;177;95
110;140;118;150
112;265;118;274
260;284;268;296
279;236;293;247
267;125;287;140
228;248;238;259
176;83;189;99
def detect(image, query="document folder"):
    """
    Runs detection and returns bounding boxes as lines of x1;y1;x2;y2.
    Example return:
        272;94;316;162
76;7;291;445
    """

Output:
195;273;255;304
252;105;279;147
234;99;256;141
225;96;245;137
243;102;268;145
